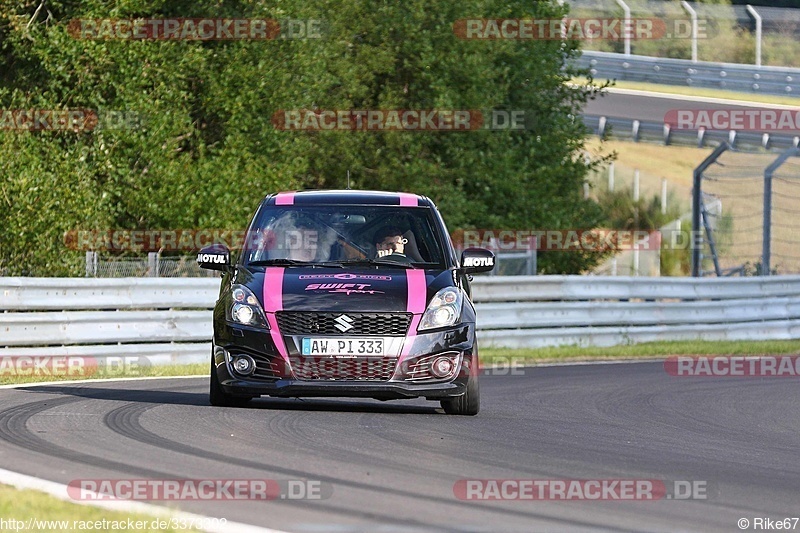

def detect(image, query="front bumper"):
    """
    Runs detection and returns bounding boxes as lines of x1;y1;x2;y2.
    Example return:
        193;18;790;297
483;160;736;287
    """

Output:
213;320;477;400
219;377;467;400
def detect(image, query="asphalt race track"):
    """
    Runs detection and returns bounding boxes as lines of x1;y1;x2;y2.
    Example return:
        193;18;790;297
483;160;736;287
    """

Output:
583;90;787;123
1;362;798;532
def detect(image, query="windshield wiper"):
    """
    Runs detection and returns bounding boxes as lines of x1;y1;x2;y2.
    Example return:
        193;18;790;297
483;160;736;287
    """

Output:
247;259;343;268
329;259;419;269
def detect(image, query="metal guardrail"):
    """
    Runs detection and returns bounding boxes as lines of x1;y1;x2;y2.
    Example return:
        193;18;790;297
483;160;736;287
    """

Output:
2;276;799;359
583;115;800;151
577;50;800;97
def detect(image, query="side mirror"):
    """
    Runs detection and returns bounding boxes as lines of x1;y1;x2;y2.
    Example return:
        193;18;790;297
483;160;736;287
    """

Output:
197;244;231;271
460;248;495;274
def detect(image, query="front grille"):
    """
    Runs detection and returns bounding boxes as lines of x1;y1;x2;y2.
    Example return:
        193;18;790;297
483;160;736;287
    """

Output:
289;357;398;381
277;312;411;336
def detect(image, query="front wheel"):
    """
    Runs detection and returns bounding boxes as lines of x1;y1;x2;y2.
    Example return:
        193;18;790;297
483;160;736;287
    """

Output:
209;354;252;408
441;363;480;416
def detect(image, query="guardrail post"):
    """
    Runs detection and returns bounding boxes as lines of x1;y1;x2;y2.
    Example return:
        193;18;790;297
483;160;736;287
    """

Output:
746;5;762;67
615;0;631;56
680;1;699;63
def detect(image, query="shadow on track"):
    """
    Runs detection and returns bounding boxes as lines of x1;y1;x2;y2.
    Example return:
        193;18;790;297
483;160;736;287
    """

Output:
15;383;440;414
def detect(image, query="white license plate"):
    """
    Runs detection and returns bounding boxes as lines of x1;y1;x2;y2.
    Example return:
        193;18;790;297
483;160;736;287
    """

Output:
301;338;385;356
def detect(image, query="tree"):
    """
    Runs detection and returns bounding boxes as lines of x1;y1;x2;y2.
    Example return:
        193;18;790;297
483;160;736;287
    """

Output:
0;0;608;275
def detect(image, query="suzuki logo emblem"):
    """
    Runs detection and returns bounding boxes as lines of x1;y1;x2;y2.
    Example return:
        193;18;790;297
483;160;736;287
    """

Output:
334;314;355;332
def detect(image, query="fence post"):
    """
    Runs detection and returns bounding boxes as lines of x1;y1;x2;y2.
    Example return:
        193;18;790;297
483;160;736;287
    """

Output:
608;161;615;192
148;252;158;277
85;251;97;277
615;0;631;56
680;1;699;63
762;147;800;275
692;142;731;277
746;5;762;68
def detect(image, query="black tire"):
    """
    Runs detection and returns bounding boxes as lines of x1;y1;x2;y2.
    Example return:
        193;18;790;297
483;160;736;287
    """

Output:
441;366;480;416
209;354;252;408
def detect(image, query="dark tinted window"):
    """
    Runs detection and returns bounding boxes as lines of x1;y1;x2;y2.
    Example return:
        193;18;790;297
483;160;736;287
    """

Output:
242;205;445;266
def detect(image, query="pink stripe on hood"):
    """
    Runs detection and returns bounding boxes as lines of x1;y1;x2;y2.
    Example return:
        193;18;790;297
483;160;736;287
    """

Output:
401;269;427;356
262;267;289;359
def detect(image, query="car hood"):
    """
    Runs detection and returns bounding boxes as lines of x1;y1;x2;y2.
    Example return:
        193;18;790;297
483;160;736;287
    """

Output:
236;266;455;313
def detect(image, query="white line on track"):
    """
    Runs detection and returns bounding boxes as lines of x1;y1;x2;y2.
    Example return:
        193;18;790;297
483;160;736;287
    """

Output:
0;468;288;533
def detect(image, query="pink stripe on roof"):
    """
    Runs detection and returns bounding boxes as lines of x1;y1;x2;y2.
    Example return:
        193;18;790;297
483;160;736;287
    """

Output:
274;192;295;205
397;193;418;206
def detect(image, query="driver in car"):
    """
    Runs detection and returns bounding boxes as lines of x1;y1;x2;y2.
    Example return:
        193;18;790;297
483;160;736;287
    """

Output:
374;226;409;259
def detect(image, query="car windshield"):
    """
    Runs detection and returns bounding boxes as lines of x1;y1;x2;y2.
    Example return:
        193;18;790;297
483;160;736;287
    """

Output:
242;205;446;268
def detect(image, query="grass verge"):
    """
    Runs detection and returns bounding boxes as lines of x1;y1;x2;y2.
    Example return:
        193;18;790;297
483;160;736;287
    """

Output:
0;485;199;532
0;363;207;386
482;340;800;364
2;342;798;387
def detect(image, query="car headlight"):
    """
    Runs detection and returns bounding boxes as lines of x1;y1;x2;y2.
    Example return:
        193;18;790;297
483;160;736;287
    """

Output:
226;285;269;329
418;287;463;331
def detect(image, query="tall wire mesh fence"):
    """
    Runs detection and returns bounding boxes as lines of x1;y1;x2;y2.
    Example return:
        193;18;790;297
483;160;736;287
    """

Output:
86;253;216;277
770;157;800;272
699;149;800;275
